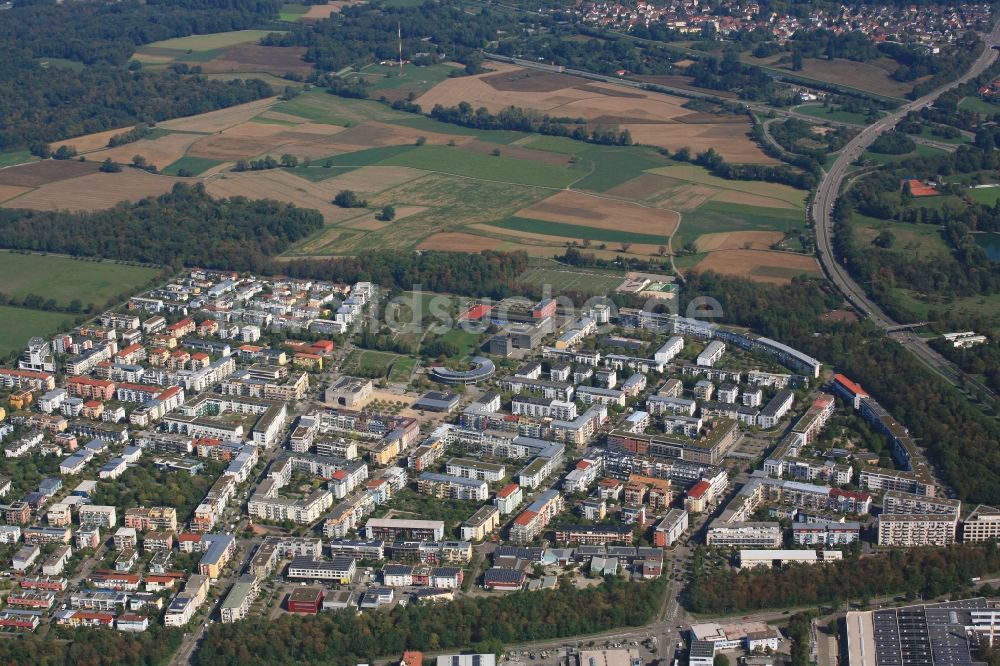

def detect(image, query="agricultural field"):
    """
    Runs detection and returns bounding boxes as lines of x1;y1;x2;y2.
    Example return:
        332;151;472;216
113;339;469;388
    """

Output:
414;64;774;163
862;144;948;165
693;249;821;284
131;30;311;78
0;306;73;359
751;56;913;99
0;61;814;282
0;151;37;169
0;252;161;308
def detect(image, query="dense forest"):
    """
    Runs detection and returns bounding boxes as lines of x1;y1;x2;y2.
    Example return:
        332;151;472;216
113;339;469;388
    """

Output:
0;626;182;666
682;271;1000;504
687;543;1000;614
0;63;273;151
276;250;531;298
0;0;281;150
0;183;323;272
196;577;666;665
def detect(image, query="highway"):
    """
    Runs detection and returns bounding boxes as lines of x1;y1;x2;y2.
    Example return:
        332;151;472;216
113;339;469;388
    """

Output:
811;25;1000;403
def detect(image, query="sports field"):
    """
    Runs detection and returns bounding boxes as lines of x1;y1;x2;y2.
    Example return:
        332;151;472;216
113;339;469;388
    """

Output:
0;306;73;358
517;267;626;295
0;252;161;308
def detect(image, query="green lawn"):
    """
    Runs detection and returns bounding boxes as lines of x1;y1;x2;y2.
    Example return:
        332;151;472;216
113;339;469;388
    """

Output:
387;357;417;382
958;96;1000;116
161;156;223;176
289;166;360;182
862;144;947;164
35;57;86;72
380;145;581;188
294;146;416;175
489;215;669;245
0;151;38;168
851;214;950;257
0;306;73;358
430;328;483;358
0;252;161;308
141;30;277;52
674;201;803;248
965;185;1000;205
794;104;878;126
342;349;400;378
517;267;625;295
892;288;1000;326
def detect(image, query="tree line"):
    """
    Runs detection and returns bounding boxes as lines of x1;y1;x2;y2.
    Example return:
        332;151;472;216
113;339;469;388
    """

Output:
687;543;1000;614
0;183;323;272
0;625;182;666
196;577;666;665
275;250;531;299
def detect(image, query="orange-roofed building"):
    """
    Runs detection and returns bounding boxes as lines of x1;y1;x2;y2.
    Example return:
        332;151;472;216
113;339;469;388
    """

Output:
833;374;869;409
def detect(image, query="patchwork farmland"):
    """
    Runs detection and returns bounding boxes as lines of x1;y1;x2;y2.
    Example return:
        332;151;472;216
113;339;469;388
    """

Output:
1;60;818;283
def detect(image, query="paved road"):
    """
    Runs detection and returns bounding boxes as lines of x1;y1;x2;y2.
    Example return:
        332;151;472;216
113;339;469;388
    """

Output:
812;26;1000;402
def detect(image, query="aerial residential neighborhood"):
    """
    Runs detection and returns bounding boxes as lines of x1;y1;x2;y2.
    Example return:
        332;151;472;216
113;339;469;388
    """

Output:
0;266;995;666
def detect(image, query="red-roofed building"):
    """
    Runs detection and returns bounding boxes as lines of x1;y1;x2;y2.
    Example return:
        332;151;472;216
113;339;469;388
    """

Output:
828;488;872;514
67;376;116;401
310;340;334;355
832;374;869;409
459;304;493;322
165;318;195;339
82;401;104;420
177;533;202;553
197;320;219;337
684;480;712;513
494;483;523;515
0;368;54;391
598;478;623;501
402;651;423;666
114;343;147;365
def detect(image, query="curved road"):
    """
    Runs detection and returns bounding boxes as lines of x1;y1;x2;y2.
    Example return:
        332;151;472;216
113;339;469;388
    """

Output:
812;24;1000;402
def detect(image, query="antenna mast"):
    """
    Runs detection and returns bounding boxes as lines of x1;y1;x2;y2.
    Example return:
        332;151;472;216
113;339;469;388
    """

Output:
398;21;403;74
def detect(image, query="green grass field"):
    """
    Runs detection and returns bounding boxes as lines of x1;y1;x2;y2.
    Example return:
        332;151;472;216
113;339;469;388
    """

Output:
573;146;670;192
851;214;950;257
279;3;308;20
387;357;417;382
162;156;223;176
489;216;669;245
272;91;407;126
36;57;86;72
351;63;461;96
863;144;947;165
141;30;276;52
958;96;1000;116
794;104;877;126
0;306;73;358
965;185;1000;205
0;253;160;308
674;201;803;248
380;145;581;188
342;349;400;378
431;328;482;358
517;267;625;295
0;151;38;168
517;135;589;155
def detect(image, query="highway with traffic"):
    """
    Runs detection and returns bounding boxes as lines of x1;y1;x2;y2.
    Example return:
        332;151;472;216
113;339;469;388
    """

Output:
811;24;1000;402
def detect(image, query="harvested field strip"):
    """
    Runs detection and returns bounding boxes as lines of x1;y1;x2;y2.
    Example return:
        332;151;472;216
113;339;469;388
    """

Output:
88;132;204;169
0;185;32;204
2;170;182;212
647;164;806;208
52;127;136;154
516;190;678;236
693;248;820;285
416;232;504;252
488;216;669;245
139;30;277;52
158;97;278;133
162;156;224;176
289;166;358;182
695;231;784;252
0;160;100;188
